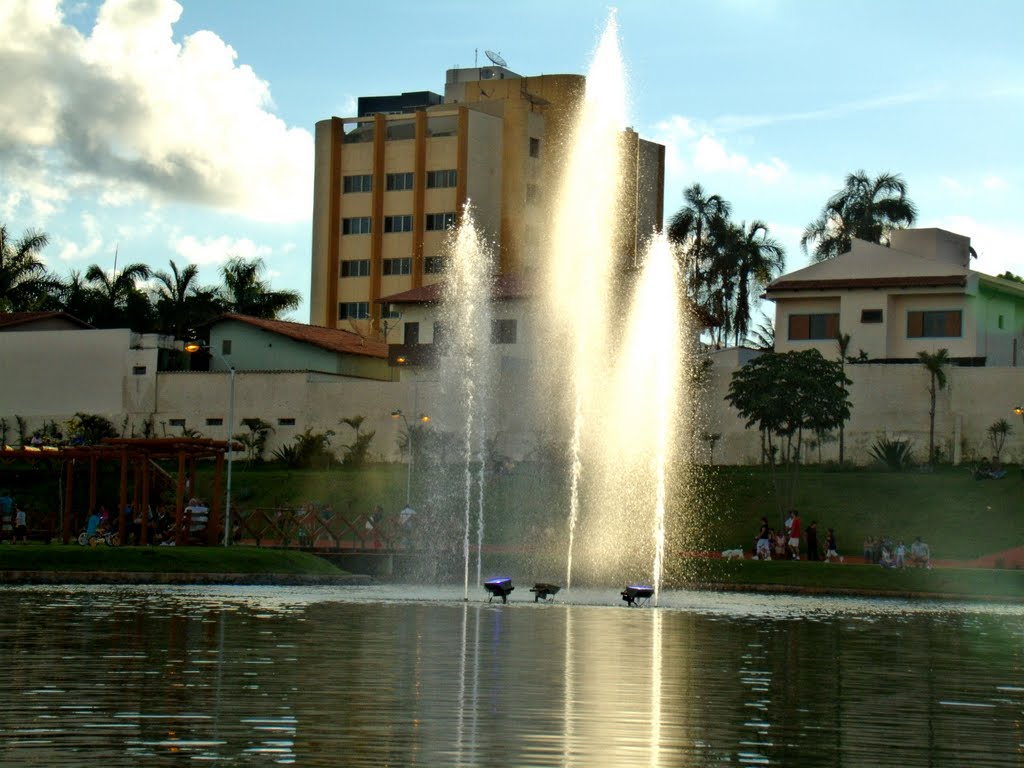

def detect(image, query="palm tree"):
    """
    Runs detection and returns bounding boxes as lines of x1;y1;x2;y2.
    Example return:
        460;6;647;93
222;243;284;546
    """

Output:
220;256;301;319
731;220;786;346
668;183;732;291
836;333;852;464
58;269;99;322
918;348;950;464
0;225;59;311
151;260;223;339
801;171;917;262
85;261;153;329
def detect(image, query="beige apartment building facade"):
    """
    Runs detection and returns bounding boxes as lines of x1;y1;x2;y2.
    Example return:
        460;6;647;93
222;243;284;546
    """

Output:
310;64;665;336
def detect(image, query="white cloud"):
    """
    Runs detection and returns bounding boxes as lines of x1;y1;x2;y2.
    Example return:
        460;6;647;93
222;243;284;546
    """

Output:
172;234;271;266
982;175;1009;191
650;114;788;187
0;0;313;223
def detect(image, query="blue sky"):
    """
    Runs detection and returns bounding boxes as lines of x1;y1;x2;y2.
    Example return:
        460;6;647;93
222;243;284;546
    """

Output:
2;0;1022;322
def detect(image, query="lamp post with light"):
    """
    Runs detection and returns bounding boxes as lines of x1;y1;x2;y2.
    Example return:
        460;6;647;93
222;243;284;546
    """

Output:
1015;405;1024;425
391;409;429;506
185;341;234;546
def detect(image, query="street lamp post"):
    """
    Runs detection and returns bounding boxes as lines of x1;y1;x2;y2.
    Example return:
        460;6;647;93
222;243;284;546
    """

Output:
186;342;234;547
391;409;429;507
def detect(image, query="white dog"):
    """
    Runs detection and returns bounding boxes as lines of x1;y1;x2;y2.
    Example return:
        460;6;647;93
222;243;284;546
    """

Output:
721;548;744;560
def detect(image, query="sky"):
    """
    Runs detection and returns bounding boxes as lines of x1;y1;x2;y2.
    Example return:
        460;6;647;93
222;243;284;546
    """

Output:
2;0;1023;323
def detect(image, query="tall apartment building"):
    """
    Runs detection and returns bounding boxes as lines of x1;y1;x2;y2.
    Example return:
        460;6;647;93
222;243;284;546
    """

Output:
309;63;665;334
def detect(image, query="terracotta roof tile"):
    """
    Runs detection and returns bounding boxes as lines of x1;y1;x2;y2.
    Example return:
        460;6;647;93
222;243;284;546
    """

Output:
378;274;534;304
766;275;966;293
0;311;93;329
217;314;387;358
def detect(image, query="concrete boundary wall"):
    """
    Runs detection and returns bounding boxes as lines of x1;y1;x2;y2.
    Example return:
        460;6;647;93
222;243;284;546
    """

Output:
4;358;1023;467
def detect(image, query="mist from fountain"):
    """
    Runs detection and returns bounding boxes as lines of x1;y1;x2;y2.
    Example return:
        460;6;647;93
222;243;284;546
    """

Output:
439;208;496;600
427;12;686;599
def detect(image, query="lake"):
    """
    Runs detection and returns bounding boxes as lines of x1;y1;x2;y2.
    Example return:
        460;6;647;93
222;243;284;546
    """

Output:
1;585;1021;766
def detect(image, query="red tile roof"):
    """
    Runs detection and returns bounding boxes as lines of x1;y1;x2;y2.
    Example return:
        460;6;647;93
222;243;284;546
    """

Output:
0;311;93;329
216;314;387;358
766;275;966;293
378;274;534;304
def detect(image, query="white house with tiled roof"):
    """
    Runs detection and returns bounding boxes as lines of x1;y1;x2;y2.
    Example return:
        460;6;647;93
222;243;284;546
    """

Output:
204;314;394;381
765;228;1024;366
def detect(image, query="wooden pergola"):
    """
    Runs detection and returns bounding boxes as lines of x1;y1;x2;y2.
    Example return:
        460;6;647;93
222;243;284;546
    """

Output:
1;437;234;546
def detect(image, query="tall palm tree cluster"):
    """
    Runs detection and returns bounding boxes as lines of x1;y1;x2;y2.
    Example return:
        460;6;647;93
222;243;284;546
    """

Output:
800;170;917;262
668;183;787;348
0;224;300;338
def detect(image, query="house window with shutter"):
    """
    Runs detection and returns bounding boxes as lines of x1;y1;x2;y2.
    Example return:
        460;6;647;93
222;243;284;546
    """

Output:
788;313;839;340
907;310;961;338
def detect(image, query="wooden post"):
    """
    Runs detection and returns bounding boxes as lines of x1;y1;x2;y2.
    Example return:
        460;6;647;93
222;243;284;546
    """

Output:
62;460;75;544
118;449;128;545
140;458;150;546
175;451;186;546
210;452;224;546
88;453;98;522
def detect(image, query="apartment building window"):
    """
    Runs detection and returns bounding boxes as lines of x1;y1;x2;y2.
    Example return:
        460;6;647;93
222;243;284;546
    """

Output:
205;418;223;427
861;309;883;323
386;172;414;191
221;339;232;355
343;174;372;193
342;216;371;235
384;215;413;233
998;314;1005;330
341;259;370;277
425;212;456;231
404;322;420;345
168;418;186;428
381;303;400;320
383;257;412;276
529;137;540;158
278;418;296;426
788;313;839;341
132;365;147;375
426;169;457;188
907;310;962;338
338;302;370;320
491;318;517;344
425;256;449;274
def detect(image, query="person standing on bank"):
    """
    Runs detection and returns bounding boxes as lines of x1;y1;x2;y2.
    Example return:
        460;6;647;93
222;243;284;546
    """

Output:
788;510;801;560
806;521;819;561
12;504;27;544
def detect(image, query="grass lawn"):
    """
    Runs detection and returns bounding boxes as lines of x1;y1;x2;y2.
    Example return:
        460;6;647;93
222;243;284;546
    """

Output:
673;558;1024;600
206;462;1022;560
0;544;343;574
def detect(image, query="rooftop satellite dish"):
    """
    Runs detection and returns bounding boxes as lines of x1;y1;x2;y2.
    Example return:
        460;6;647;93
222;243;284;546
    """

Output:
485;50;507;68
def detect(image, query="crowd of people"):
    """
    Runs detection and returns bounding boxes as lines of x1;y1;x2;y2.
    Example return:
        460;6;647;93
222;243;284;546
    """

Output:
751;510;931;567
862;534;932;568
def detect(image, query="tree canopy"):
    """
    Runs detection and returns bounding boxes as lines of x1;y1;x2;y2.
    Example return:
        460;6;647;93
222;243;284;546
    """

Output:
667;184;786;347
0;223;301;335
801;170;917;262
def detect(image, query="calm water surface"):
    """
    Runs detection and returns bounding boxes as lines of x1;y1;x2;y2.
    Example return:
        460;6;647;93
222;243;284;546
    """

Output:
0;585;1022;766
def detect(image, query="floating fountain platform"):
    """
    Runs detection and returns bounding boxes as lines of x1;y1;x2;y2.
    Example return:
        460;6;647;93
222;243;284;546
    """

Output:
530;583;561;602
621;585;654;607
483;577;515;603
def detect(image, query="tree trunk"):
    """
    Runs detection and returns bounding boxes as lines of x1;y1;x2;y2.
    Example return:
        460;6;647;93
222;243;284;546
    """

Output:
928;376;937;464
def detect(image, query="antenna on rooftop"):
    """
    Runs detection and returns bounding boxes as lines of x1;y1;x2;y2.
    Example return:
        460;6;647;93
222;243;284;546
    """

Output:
485;50;507;68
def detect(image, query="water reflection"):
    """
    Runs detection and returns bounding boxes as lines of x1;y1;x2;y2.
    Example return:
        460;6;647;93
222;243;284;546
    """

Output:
0;586;1022;766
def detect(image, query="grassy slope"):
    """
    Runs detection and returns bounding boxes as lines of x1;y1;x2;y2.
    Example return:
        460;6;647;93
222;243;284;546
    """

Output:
213;463;1022;561
0;544;343;574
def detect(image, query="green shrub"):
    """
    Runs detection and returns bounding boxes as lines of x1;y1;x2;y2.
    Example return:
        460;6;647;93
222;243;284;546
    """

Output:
869;437;914;470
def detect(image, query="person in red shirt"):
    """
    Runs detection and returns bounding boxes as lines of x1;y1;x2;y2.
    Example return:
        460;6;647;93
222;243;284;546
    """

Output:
788;510;801;560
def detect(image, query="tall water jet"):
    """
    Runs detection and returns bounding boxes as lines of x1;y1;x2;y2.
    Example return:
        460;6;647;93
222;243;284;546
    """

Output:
544;13;629;590
439;206;495;599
